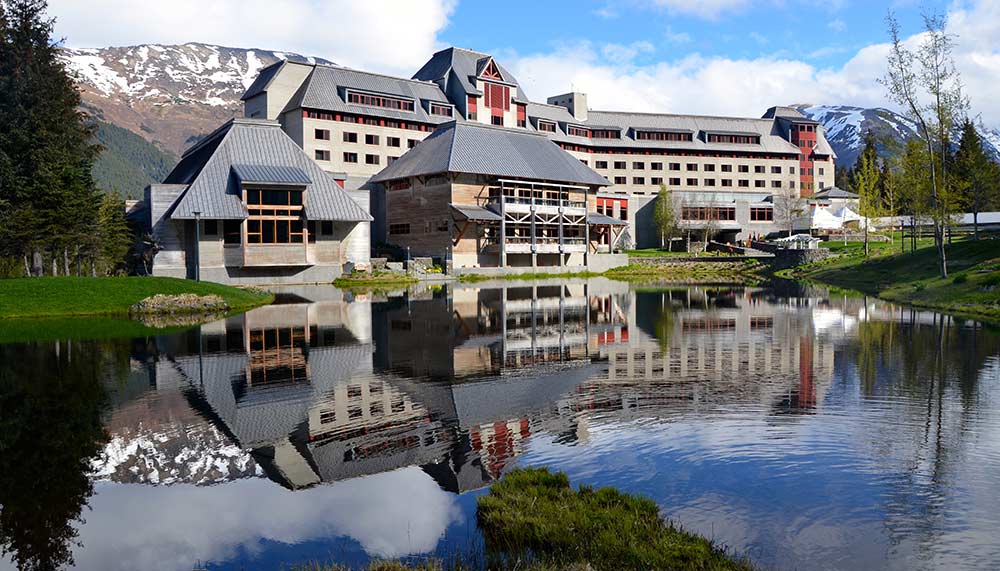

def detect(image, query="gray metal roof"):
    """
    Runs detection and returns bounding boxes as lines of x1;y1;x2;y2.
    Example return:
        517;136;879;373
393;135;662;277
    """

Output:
231;164;311;185
288;64;455;126
451;203;501;222
370;121;610;187
412;47;529;102
165;118;372;221
813;186;858;199
241;60;284;100
588;213;628;226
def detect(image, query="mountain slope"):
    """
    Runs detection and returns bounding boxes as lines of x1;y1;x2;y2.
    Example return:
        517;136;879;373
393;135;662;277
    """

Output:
91;120;178;198
794;104;1000;168
61;43;332;156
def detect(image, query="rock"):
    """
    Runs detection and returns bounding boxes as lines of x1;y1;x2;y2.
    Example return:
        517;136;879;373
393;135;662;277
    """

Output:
130;294;230;316
386;262;404;272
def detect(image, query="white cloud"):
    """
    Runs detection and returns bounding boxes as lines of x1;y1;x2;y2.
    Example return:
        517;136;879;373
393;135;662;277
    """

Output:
48;0;456;76
829;18;847;33
664;26;693;44
508;0;1000;128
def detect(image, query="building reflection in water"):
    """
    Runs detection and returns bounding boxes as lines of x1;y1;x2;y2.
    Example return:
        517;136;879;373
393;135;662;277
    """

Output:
107;280;846;497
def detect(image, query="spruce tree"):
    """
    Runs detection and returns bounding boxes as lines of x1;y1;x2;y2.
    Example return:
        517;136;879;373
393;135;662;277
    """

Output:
953;119;997;240
0;0;101;276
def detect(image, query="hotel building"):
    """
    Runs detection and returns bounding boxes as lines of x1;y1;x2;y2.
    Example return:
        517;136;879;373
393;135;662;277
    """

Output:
239;46;836;256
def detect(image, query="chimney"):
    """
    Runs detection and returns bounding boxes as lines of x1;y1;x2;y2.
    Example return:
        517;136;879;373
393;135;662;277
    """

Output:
547;92;588;122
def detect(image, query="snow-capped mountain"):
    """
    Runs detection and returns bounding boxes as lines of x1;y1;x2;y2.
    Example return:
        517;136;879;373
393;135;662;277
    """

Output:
794;104;1000;168
59;43;332;155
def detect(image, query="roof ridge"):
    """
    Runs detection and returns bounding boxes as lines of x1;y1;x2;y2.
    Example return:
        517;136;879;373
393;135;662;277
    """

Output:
588;109;773;122
320;63;443;87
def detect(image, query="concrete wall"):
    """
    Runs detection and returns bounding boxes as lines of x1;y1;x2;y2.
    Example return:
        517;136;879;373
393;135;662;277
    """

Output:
243;61;314;121
587;253;629;272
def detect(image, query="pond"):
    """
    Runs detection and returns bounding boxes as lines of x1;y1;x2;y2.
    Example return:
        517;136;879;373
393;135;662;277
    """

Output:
1;279;999;571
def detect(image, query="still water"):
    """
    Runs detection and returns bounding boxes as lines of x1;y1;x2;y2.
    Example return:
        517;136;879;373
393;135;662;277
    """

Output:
1;279;999;571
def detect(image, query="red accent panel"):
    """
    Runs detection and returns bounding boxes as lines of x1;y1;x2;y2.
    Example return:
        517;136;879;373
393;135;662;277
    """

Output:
467;95;477;112
516;104;526;121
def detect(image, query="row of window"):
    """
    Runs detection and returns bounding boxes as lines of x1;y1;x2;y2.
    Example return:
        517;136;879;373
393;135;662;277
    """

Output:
611;176;796;189
304;109;434;132
346;91;415;112
635;131;693;142
706;134;761;144
204;216;336;245
323;130;421;148
315;150;404;166
593;161;823;175
681;207;737;221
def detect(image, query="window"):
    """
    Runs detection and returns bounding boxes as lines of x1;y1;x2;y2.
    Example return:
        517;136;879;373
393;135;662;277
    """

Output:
365;154;380;165
686;178;698;186
315;149;331;161
245;188;305;244
632;161;644;170
614;176;627;184
738;165;749;173
651;177;663;185
669;163;681;171
771;180;782;188
651;162;663;171
315;129;330;140
687;163;698;171
721;179;733;187
347;90;414;111
614;161;626;169
343;152;358;163
633;177;645;185
567;125;589;137
754;165;765;174
592;129;619;139
789;167;796;174
706;133;760;144
750;207;774;222
538;120;556;133
580;160;588;166
204;220;218;235
771;166;781;174
755;180;766;188
634;130;692;141
596;160;608;169
681;206;736;221
387;136;400;147
704;179;716;187
818;167;825;176
408;139;419;149
620;209;628;221
704;164;715;172
429;103;453;117
307;221;317;243
321;220;334;235
739;180;750;187
387;156;399;164
389;223;410;235
669;177;681;185
518;118;527;128
223;220;241;245
343;132;358;143
385;120;400;129
491;115;504;126
365;134;379;145
721;164;733;172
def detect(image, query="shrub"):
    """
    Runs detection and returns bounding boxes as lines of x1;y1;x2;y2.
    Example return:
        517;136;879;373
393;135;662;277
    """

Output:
953;274;968;284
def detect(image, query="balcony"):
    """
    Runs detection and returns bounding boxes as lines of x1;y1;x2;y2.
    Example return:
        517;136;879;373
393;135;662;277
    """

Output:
489;196;588;215
487;236;587;254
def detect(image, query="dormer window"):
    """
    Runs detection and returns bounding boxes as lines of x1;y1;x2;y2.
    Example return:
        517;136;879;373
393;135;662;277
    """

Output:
481;59;503;80
346;90;415;112
635;130;692;142
566;125;589;138
429;103;453;117
706;133;761;145
591;129;620;139
537;120;556;133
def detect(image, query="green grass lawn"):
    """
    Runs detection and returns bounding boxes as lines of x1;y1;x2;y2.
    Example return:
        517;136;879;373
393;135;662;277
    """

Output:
625;248;696;258
794;239;1000;321
0;276;272;319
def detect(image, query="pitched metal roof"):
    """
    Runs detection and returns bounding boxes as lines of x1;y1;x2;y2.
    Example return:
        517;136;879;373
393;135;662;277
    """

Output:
231;164;311;185
587;213;628;226
164;118;372;222
451;203;501;222
812;186;858;199
241;60;284;100
287;64;455;126
412;47;529;101
370;121;610;187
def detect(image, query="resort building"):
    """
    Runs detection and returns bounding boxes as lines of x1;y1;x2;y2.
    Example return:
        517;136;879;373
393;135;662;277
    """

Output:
368;120;626;271
239;47;837;253
144;118;372;284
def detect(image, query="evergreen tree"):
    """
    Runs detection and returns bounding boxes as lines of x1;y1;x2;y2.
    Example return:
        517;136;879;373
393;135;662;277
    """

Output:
96;191;131;275
953;119;998;240
0;0;101;276
852;130;882;256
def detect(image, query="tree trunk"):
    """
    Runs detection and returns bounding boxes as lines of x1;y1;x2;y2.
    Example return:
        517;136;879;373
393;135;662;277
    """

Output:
936;222;948;278
51;254;57;277
973;212;979;241
864;223;869;257
63;248;70;276
22;255;30;277
91;258;96;277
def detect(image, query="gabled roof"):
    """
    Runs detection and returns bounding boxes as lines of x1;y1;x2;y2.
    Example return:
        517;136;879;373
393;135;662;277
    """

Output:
412;47;529;101
164;118;371;221
286;64;455;126
241;60;285;101
812;186;858;200
370;121;609;187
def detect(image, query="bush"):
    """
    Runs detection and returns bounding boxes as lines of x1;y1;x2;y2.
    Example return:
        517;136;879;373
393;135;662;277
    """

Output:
953;274;968;284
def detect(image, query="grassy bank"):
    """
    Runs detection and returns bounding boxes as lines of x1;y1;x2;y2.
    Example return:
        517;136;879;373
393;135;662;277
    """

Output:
333;271;418;290
608;260;764;283
293;468;753;571
787;240;1000;321
0;277;272;319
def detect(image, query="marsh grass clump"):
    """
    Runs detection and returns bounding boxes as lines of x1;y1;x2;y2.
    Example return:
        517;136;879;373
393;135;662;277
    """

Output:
477;468;755;571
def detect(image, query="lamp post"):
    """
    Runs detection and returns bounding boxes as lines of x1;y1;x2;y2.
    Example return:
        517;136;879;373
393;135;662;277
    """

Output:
193;211;201;282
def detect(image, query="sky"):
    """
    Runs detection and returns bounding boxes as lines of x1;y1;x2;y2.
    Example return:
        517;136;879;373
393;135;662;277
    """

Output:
47;0;1000;127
